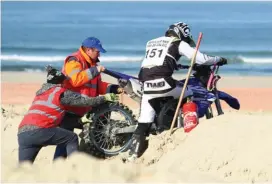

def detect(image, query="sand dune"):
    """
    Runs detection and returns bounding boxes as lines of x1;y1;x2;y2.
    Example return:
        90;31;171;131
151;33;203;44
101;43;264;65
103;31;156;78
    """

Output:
1;104;272;183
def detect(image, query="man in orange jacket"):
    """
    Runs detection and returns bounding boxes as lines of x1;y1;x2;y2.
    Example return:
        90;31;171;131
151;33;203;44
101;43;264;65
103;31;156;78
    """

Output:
54;37;123;159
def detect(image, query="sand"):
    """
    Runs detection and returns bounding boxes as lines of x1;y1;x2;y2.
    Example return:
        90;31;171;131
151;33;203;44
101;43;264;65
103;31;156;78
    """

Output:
1;71;272;183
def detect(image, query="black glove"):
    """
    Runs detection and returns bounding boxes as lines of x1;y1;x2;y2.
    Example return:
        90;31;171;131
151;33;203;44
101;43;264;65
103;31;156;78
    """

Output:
217;57;228;66
176;64;190;70
118;78;128;88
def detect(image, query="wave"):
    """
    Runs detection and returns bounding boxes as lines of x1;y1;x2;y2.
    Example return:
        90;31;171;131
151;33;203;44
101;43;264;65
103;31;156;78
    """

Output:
0;63;141;72
2;45;271;59
0;54;143;62
182;56;272;64
1;54;272;64
2;64;272;76
0;55;65;62
237;56;272;63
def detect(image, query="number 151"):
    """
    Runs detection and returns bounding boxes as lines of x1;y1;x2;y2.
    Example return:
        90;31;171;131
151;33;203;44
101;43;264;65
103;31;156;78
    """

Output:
145;48;163;58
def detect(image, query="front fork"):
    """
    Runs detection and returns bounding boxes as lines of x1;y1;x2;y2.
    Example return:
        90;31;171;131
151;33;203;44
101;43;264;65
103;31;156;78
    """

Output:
213;88;224;116
207;65;224;117
205;106;214;119
205;88;224;118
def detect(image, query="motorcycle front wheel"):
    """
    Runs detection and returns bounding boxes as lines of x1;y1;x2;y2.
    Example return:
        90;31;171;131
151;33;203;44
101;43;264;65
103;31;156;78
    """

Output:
79;102;137;158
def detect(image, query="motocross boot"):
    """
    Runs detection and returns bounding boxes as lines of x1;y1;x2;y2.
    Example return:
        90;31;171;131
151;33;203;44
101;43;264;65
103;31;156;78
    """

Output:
125;123;150;162
126;133;147;162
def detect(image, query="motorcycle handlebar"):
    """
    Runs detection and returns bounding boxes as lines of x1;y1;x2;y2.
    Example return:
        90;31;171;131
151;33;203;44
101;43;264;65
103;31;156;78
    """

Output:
176;64;190;69
176;63;222;70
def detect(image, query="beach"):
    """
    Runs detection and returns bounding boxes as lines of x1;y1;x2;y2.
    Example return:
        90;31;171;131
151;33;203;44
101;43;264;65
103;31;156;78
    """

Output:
2;1;272;182
1;71;272;183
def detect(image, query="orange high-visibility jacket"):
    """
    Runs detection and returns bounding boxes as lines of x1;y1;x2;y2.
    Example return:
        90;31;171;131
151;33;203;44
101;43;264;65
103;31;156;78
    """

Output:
62;47;111;116
19;87;66;128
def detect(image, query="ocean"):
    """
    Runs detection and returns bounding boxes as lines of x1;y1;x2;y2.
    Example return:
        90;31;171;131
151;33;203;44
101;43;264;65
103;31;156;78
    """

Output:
1;1;272;76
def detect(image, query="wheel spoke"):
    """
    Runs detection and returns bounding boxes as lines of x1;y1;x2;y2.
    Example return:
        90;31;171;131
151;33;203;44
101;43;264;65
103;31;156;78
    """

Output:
97;118;106;126
93;129;104;133
96;135;105;144
105;139;112;150
104;115;111;123
100;139;108;149
90;106;135;153
94;131;104;137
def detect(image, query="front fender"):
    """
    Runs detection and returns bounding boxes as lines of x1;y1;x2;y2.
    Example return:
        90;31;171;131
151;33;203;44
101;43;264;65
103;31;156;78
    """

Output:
217;90;240;110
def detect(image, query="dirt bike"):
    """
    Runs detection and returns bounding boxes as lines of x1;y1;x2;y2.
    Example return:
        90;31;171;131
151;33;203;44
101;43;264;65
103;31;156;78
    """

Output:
79;64;240;158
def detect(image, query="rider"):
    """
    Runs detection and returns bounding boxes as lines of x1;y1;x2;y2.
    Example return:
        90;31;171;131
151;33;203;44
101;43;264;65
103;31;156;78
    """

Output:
126;22;227;161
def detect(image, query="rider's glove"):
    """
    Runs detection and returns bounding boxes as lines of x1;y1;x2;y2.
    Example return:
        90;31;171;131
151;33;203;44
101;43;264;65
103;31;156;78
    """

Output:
176;64;190;70
104;93;119;102
217;57;228;66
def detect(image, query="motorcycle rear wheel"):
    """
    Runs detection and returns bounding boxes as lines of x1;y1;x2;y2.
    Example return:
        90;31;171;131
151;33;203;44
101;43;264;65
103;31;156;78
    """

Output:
156;99;181;132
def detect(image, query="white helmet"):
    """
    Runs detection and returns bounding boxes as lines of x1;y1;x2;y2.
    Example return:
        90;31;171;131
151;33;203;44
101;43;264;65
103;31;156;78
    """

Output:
165;22;196;47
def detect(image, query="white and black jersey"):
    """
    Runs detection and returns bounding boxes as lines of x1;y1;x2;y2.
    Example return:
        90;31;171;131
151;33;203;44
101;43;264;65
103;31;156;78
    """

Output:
138;36;221;86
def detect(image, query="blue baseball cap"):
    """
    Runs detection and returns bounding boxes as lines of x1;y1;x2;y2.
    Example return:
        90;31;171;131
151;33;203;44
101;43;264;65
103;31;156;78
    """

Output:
82;37;106;53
